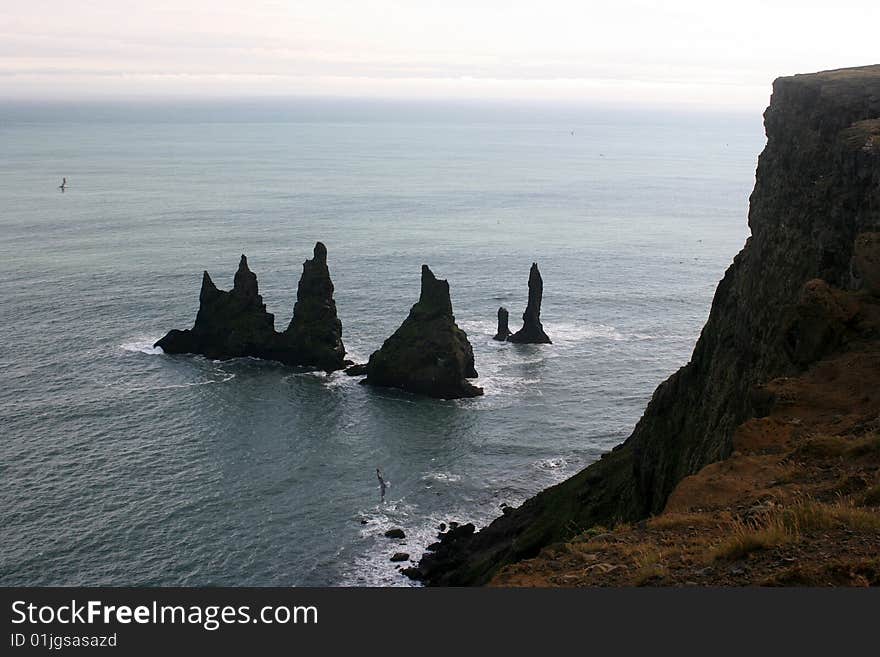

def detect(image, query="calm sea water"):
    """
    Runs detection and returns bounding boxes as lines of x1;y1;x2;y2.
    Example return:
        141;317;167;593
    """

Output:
0;100;764;585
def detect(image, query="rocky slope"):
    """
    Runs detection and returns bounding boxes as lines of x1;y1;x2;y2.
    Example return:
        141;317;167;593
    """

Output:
492;287;880;586
156;242;348;372
406;65;880;585
363;265;483;399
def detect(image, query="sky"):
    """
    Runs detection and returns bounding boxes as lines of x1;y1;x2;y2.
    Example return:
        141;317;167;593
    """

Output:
1;1;877;111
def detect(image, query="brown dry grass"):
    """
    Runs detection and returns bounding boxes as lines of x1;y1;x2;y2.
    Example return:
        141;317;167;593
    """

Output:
711;513;797;562
489;332;880;588
709;497;880;563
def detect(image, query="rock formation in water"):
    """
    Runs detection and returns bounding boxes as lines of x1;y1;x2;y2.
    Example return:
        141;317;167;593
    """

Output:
493;306;511;341
363;265;483;399
344;363;368;376
271;242;347;371
405;65;880;585
155;243;347;371
508;263;551;344
155;255;277;360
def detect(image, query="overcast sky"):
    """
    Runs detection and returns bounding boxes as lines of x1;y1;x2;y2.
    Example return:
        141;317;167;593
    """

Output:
2;1;877;110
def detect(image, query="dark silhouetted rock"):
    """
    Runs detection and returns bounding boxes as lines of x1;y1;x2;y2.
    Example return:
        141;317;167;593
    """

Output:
508;263;551;344
155;243;347;371
344;363;368;376
384;528;406;539
363;266;483;399
493;306;511;341
749;384;777;418
390;552;410;562
272;242;347;371
403;523;475;583
782;278;860;365
853;232;880;295
155;255;276;360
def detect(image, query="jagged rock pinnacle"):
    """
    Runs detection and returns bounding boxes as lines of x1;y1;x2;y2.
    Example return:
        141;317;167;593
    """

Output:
414;265;454;317
199;271;218;301
232;254;259;299
279;241;346;371
493;306;511;341
155;244;347;372
364;265;482;399
313;241;328;263
508;262;551;344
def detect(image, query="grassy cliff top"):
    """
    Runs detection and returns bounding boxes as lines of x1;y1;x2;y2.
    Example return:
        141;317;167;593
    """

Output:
776;64;880;107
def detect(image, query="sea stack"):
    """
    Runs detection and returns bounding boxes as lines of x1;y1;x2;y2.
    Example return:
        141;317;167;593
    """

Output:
155;255;276;360
508;263;551;344
155;243;347;371
493;306;511;341
274;242;347;371
363;265;483;399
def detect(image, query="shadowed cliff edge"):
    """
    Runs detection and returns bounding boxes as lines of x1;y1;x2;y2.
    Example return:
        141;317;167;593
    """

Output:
405;65;880;586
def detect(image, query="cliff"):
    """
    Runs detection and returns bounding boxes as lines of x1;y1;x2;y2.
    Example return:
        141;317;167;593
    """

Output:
493;282;880;586
406;65;880;585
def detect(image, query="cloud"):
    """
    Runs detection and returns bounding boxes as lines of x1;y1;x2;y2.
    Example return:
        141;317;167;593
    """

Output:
1;1;877;108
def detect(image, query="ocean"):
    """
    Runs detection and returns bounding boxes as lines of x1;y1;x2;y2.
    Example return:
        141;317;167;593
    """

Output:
0;99;764;585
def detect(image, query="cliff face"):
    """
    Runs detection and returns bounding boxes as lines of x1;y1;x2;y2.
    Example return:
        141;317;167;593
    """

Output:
632;66;880;513
408;65;880;585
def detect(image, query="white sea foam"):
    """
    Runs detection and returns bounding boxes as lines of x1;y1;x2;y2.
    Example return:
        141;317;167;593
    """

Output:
120;371;236;393
422;471;461;484
534;456;568;470
339;499;431;587
282;370;356;389
465;319;684;346
321;372;359;389
551;322;626;343
120;339;164;355
473;374;542;398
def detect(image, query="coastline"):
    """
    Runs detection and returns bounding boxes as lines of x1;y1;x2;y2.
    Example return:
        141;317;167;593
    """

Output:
405;64;880;586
